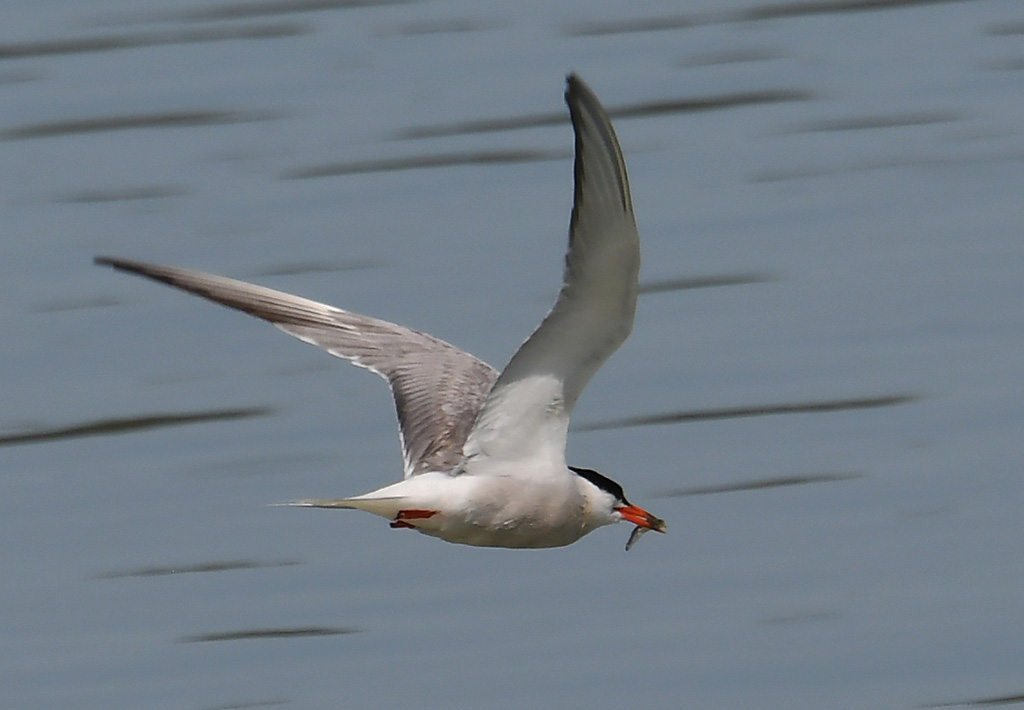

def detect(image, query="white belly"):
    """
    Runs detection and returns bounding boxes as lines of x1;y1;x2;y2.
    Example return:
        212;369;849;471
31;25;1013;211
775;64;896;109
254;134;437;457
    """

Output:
404;472;592;548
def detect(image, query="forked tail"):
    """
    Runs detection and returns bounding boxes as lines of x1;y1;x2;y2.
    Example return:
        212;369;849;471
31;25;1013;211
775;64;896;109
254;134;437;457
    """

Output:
277;497;405;520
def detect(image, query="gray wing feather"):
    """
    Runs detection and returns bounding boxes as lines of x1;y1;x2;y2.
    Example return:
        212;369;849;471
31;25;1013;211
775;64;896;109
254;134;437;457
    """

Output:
462;74;639;466
94;257;497;476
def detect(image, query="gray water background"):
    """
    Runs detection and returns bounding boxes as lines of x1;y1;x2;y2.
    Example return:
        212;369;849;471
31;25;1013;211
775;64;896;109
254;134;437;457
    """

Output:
2;1;1024;708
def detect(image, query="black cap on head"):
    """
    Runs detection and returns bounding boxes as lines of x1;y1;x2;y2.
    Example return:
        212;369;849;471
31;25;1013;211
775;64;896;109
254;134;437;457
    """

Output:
569;466;630;505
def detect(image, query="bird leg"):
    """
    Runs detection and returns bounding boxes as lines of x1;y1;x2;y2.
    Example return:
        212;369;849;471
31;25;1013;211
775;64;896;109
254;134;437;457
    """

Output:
390;509;437;529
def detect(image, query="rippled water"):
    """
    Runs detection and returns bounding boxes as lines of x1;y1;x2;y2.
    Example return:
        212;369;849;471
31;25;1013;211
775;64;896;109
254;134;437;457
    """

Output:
3;1;1024;708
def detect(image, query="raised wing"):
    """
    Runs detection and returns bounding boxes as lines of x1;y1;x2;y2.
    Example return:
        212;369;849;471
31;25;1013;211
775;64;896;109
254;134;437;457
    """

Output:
95;257;498;476
461;74;640;470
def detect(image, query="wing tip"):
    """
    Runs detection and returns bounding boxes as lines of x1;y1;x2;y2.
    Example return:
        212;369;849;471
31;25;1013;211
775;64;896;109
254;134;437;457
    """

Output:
94;255;123;269
94;255;154;278
564;73;591;106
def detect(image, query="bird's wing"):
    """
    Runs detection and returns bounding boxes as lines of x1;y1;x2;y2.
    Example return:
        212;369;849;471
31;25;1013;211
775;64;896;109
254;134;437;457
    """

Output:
461;74;639;472
94;257;498;477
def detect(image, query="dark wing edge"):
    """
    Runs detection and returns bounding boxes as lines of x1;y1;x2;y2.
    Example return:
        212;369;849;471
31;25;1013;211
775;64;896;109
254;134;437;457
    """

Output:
566;72;634;239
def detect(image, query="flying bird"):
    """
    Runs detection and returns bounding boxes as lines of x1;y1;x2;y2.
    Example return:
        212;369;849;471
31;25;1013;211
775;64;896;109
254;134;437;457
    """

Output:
96;74;665;550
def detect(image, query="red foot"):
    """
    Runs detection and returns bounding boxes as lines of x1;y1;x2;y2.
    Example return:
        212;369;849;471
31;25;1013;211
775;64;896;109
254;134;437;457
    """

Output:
396;509;437;520
390;509;437;529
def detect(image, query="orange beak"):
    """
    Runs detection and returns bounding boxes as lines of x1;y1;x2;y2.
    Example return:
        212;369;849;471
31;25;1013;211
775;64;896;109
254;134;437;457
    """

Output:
616;504;667;533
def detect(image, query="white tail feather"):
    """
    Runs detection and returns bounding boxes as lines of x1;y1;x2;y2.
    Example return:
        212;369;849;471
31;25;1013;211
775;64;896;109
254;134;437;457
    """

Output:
278;496;406;519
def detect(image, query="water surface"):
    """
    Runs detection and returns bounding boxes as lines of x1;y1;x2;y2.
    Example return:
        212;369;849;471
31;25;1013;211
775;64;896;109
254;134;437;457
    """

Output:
3;1;1023;708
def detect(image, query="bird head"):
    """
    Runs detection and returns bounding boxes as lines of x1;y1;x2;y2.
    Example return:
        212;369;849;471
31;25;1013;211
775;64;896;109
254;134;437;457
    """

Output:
570;466;666;550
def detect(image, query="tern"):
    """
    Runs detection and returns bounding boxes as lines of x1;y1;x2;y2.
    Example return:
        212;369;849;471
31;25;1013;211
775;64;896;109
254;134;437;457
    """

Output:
96;74;665;550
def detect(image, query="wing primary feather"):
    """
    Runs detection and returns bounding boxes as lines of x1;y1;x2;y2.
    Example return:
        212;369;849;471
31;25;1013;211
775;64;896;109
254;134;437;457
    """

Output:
94;256;498;476
460;75;639;468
